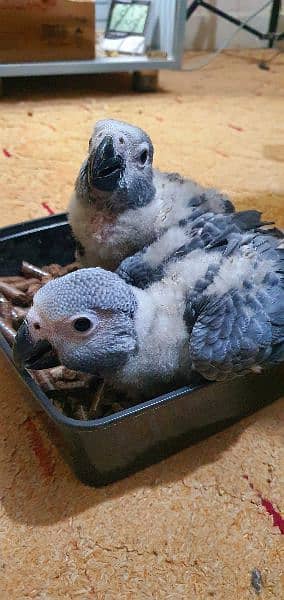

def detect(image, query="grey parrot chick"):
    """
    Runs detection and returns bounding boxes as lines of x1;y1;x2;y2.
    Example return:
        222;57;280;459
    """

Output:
69;119;234;270
13;218;284;403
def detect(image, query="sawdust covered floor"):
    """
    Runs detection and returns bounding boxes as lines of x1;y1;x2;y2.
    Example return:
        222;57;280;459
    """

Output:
0;51;283;599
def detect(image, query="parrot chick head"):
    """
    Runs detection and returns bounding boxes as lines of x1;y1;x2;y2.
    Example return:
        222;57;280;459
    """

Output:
76;119;155;211
13;268;138;377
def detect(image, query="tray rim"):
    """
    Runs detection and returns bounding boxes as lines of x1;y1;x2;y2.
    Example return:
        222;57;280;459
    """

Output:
0;212;68;242
0;334;208;431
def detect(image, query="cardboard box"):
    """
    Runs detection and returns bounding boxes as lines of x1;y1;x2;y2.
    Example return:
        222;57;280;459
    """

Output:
0;1;95;63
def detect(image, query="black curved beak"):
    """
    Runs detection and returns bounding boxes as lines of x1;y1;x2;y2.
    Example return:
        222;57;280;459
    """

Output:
13;321;59;371
89;135;124;191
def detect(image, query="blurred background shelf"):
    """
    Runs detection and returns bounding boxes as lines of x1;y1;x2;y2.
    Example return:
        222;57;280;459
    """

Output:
0;55;179;78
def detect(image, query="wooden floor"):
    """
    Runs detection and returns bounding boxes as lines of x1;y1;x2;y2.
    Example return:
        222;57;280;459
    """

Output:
0;50;283;599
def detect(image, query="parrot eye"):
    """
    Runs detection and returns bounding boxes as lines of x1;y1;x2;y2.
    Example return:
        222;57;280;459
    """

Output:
139;149;148;165
73;317;92;333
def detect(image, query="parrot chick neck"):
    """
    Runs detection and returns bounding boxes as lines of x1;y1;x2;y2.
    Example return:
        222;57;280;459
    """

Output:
112;283;191;400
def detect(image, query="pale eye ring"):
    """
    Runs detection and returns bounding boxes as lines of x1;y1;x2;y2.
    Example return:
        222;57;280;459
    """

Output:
73;317;92;333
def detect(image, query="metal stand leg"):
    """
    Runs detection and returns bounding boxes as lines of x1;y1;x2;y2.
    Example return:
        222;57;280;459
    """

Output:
0;78;3;97
186;0;199;20
186;0;265;40
132;70;159;92
268;0;281;47
186;0;283;49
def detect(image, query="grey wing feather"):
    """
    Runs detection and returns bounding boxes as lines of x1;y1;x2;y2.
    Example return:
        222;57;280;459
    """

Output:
177;210;265;257
188;244;284;380
188;290;272;380
117;210;271;289
188;188;235;215
116;249;164;288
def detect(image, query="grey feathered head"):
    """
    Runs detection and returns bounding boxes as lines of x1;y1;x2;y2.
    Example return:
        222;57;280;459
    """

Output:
75;119;155;211
13;268;138;376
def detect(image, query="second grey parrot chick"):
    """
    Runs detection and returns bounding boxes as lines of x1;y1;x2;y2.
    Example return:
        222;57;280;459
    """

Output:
69;119;234;270
13;219;284;402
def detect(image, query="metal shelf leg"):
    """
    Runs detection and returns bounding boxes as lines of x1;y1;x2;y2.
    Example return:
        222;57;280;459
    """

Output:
268;0;281;48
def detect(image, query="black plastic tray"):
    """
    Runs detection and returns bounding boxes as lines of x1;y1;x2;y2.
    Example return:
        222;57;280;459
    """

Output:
0;214;283;486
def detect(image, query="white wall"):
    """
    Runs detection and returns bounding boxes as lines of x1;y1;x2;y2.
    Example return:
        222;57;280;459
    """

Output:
184;0;284;50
